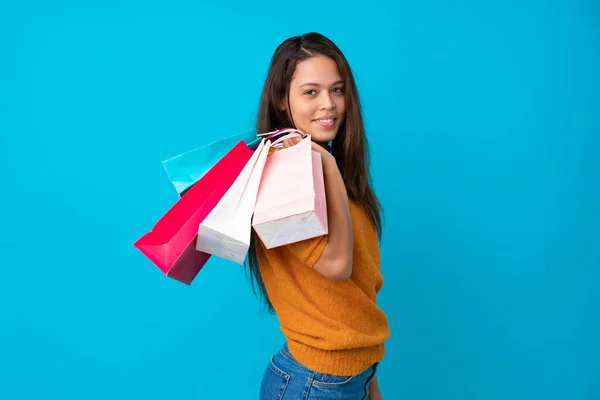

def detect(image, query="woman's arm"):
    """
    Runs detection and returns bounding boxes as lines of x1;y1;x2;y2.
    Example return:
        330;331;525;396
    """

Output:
369;376;383;400
312;149;353;280
282;138;353;280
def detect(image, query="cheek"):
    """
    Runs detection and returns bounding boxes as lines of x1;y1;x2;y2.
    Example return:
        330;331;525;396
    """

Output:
336;98;346;116
289;97;315;121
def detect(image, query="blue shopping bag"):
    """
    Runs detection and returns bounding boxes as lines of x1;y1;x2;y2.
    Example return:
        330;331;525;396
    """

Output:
162;129;260;195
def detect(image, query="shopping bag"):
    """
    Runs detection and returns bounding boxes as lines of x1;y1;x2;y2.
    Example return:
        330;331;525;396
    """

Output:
161;129;259;195
252;134;328;249
134;141;254;284
195;131;302;263
195;140;269;264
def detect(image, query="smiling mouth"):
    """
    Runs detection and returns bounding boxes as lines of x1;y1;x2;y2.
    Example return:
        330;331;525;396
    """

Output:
313;118;337;127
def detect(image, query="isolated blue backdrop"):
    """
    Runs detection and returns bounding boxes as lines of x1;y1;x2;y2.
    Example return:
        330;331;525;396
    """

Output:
1;1;598;399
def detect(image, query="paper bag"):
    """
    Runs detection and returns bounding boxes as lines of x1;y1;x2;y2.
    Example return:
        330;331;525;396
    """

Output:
161;130;259;195
252;135;328;249
134;141;254;284
196;140;270;264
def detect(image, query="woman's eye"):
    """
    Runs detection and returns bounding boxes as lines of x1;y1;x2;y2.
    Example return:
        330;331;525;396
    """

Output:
303;89;317;95
332;87;344;94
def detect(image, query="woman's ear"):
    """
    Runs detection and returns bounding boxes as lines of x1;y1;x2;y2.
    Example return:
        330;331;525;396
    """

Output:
279;94;288;111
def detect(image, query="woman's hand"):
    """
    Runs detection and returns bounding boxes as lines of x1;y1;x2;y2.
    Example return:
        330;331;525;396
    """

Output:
282;136;334;163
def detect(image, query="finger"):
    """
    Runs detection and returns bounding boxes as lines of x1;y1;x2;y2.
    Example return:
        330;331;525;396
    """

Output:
283;137;301;148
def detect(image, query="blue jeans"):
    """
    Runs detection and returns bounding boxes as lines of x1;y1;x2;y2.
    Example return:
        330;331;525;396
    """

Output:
260;343;378;400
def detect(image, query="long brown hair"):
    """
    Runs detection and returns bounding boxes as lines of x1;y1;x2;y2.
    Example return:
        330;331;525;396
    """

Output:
246;32;383;313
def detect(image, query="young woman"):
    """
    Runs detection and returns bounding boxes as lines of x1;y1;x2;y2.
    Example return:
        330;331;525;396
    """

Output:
247;32;390;400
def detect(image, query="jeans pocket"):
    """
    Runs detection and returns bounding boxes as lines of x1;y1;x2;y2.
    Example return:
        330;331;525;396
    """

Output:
311;372;354;388
259;357;291;400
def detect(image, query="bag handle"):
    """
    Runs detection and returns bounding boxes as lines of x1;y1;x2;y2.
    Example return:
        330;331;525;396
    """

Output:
249;128;301;150
258;128;307;141
257;127;291;139
249;129;308;151
270;132;307;149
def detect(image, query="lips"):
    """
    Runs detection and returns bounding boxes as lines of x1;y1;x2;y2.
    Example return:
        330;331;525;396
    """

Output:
313;116;337;128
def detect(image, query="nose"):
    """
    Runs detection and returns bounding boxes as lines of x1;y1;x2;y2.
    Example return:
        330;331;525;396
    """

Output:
318;92;336;110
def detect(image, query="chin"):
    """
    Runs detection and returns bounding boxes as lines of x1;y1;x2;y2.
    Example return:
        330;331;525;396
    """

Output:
311;135;336;145
307;126;339;144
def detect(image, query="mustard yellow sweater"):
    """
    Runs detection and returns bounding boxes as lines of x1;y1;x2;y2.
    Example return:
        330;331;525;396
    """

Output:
256;199;391;376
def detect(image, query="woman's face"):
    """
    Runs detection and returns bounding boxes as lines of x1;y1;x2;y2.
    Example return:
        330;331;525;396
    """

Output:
285;55;346;145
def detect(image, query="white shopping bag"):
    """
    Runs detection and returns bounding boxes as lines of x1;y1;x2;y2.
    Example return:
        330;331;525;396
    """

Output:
196;140;270;264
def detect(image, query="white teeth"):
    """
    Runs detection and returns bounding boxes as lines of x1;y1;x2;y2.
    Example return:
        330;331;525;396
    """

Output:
315;119;334;122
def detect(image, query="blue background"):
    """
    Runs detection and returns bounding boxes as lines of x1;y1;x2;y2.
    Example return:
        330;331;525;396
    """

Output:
1;1;598;399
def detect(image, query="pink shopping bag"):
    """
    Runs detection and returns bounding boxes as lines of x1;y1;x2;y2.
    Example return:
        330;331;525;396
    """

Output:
252;134;328;249
134;141;254;284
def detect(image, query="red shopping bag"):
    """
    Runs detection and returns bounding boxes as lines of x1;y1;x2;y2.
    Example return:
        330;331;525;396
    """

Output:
134;141;254;284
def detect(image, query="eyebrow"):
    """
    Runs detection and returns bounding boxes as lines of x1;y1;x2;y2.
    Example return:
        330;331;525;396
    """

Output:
299;80;344;88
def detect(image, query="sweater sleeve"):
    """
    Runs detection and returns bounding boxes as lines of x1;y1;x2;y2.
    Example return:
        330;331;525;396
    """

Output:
282;234;329;268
